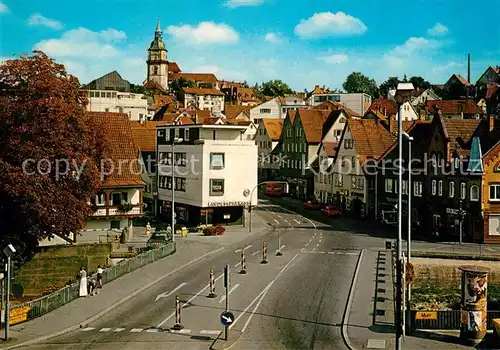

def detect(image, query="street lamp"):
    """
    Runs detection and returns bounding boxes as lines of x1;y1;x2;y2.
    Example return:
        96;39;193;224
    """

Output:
171;137;183;241
402;130;413;335
248;181;288;232
3;244;16;340
394;82;414;349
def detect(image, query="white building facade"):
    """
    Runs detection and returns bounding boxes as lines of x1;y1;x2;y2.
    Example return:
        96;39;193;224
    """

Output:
249;97;281;123
182;88;225;117
86;90;152;121
156;124;258;227
306;92;371;116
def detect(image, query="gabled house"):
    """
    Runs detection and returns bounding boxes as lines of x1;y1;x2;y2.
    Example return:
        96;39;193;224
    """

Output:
312;101;361;118
425;100;484;119
83;112;145;241
410;88;441;107
279;95;308;119
274;109;332;199
331;119;395;216
223;104;252;121
180;87;225;116
443;74;473;99
386;92;420;121
255;119;284;181
365;98;398;121
476;66;500;86
250;97;281;123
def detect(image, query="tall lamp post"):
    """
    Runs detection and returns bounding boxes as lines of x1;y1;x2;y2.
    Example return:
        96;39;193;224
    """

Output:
402;131;413;334
394;83;415;349
248;181;288;232
171;137;183;241
3;244;16;341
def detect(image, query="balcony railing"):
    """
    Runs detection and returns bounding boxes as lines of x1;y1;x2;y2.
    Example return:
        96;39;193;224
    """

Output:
89;204;142;218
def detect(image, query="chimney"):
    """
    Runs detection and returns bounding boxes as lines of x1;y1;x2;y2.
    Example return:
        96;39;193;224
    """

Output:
467;53;471;84
419;109;426;121
489;115;495;132
194;113;199;124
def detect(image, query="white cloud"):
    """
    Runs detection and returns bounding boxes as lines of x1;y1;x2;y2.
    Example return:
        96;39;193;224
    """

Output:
319;54;348;64
427;23;449;36
224;0;264;8
387;37;439;57
294;12;367;38
265;32;282;44
0;1;8;13
192;64;247;81
432;61;463;73
166;22;239;45
28;13;63;30
34;27;126;58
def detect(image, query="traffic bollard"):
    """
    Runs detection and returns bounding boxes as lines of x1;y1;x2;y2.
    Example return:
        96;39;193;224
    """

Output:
240;249;247;274
208;269;217;298
276;236;283;256
261;241;268;264
172;295;184;330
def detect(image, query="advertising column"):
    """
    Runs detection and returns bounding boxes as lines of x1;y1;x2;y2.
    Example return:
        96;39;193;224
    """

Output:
459;265;490;345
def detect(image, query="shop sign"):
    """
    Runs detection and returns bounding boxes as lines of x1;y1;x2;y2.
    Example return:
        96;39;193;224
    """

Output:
224;214;231;219
208;201;250;207
416;311;437;320
446;208;459;215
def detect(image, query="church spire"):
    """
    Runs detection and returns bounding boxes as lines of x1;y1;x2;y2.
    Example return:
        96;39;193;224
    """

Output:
155;19;162;38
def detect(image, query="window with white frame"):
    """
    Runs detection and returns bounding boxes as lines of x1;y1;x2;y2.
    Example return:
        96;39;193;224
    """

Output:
335;174;343;186
489;184;500;201
438;180;443;196
460;182;466;200
470;185;479;201
385;178;393;193
449;181;455;198
431;180;437;195
413;181;423;197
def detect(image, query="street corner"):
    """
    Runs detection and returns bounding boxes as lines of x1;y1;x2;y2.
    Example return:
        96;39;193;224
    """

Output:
209;329;243;350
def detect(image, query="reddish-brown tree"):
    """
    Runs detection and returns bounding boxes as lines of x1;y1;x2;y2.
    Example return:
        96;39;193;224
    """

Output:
0;51;108;260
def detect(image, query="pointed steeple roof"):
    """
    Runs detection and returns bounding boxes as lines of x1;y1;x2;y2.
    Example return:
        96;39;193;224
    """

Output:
467;136;484;173
148;20;167;52
155;19;161;34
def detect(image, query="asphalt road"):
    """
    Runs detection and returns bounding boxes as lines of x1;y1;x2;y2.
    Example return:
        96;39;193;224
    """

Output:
23;200;386;350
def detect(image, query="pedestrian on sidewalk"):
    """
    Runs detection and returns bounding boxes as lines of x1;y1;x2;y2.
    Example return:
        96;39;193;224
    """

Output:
79;267;88;297
96;265;104;290
87;279;96;296
145;222;151;236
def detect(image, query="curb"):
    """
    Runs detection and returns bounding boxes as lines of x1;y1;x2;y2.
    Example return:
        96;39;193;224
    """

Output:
341;249;365;350
0;245;226;350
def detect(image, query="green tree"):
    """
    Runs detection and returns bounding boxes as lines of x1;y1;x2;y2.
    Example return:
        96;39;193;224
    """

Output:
342;72;379;97
409;76;431;90
241;80;249;88
170;76;196;93
0;51;108;261
260;79;293;97
379;77;401;99
130;84;145;94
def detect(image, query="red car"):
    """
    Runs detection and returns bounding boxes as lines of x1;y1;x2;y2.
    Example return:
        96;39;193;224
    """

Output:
303;200;321;210
321;205;341;217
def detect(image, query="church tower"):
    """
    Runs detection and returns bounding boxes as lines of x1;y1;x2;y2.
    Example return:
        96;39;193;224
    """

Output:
146;20;168;90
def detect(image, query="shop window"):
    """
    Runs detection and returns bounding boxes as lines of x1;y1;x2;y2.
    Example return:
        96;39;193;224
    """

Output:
385;179;393;193
460;182;466;200
431;180;437;195
402;180;408;195
438;180;443;196
413;182;422;197
210;179;224;196
449;181;455;198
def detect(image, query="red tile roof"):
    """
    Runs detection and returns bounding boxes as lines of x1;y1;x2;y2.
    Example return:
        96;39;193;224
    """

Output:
143;80;168;94
224;104;252;119
425;100;483;115
313;101;360;117
322;141;337;157
452;74;472;87
262;119;284;141
130;121;168;152
298;109;332;144
183;87;224;96
173;73;218;83
167;61;181;73
86;112;144;187
441;117;482;157
349;119;396;166
367;98;398;116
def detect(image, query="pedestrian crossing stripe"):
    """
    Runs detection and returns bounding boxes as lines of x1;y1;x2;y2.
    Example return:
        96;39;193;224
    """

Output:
81;327;215;334
130;328;143;333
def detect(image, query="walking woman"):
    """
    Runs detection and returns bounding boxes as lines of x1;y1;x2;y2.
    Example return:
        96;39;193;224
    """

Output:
96;265;104;290
79;267;88;297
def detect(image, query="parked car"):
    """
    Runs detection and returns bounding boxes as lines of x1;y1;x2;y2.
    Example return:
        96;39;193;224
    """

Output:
303;200;321;210
321;205;341;217
146;231;172;249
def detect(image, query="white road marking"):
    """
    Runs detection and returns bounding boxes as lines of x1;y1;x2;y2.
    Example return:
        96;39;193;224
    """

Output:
234;261;241;268
284;220;290;224
99;328;111;332
251;250;260;256
328;252;336;255
308;239;313;243
244;245;252;251
81;327;95;332
155;282;187;302
316;243;320;248
274;219;279;224
231;254;299;332
319;239;322;242
200;330;222;335
130;328;143;333
318;252;326;254
170;329;192;334
281;245;286;250
305;242;310;247
146;328;160;333
219;284;240;303
156;273;224;328
294;219;301;224
235;249;241;253
346;252;359;256
114;328;125;332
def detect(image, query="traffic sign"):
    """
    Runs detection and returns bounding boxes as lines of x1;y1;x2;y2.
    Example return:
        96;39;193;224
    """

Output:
220;311;234;326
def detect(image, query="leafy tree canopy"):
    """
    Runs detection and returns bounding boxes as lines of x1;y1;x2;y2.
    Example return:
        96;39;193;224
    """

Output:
257;80;293;97
170;76;196;93
0;51;108;262
342;72;379;98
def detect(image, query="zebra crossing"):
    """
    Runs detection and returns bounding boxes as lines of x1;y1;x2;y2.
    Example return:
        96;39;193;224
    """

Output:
81;326;221;336
300;248;359;256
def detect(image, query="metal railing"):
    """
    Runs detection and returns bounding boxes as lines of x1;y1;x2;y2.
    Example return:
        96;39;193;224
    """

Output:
8;242;176;326
411;310;500;330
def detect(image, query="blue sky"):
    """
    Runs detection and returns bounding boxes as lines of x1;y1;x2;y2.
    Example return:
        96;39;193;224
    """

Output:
1;0;499;91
